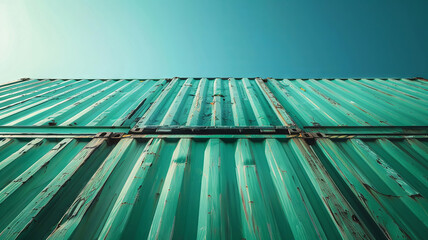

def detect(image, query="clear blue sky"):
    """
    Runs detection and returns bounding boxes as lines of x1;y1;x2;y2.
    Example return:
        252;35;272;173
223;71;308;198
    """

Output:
0;0;427;83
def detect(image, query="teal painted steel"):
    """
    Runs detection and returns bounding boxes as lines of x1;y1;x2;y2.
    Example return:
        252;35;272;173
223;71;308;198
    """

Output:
0;136;426;239
265;78;428;128
130;77;427;134
133;78;297;128
305;126;428;135
0;79;167;127
0;76;427;239
0;126;130;134
312;137;428;239
1;78;426;135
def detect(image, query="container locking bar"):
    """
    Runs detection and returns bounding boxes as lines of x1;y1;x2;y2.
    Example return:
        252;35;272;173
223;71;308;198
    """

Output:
95;132;125;139
129;126;302;135
301;132;327;145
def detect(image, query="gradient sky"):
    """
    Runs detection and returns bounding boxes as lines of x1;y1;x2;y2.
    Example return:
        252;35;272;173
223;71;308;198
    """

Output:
0;0;427;83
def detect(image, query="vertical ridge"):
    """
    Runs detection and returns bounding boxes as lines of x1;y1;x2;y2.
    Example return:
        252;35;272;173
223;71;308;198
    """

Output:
186;78;208;126
0;138;106;239
235;139;280;239
99;139;163;240
197;139;222;240
147;139;192;239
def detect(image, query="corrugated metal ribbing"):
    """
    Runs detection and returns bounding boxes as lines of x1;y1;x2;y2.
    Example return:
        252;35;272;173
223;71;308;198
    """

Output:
1;136;426;239
1;78;426;131
133;78;296;128
0;79;166;127
266;78;428;127
0;77;427;240
0;137;114;239
312;137;428;239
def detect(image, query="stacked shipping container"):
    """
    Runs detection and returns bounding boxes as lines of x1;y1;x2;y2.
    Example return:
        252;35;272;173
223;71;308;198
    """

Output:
0;77;426;239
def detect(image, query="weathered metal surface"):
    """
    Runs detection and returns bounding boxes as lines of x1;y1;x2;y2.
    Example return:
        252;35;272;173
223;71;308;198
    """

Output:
0;79;167;127
1;78;426;135
0;136;426;239
265;78;428;128
133;78;297;128
304;126;428;135
0;76;426;239
0;126;130;134
312;137;428;239
0;133;426;140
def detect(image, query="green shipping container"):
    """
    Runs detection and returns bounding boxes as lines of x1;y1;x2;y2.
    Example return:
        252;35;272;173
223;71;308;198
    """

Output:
0;78;426;134
0;77;427;239
0;135;426;239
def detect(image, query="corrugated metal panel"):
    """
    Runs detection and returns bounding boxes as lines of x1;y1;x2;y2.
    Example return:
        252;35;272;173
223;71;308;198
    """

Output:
265;78;428;127
1;78;426;132
0;77;298;130
0;76;426;240
312;137;428;239
0;79;167;127
0;136;426;239
133;78;297;128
